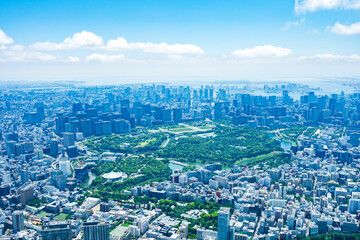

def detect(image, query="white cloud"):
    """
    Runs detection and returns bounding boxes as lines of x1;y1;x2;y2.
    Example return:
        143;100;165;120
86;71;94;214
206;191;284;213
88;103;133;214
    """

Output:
9;44;26;51
232;45;292;58
283;18;305;30
295;0;360;14
29;31;205;55
0;49;57;62
344;0;360;8
85;53;125;63
0;40;58;62
300;53;360;60
328;22;360;35
0;29;14;45
67;56;80;62
168;55;184;60
30;31;104;50
106;37;205;55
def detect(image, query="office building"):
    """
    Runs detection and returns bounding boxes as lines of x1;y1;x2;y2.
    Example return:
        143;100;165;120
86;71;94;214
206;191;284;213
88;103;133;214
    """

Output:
39;222;72;240
20;186;34;205
12;211;24;233
83;222;110;240
218;207;231;240
63;132;75;148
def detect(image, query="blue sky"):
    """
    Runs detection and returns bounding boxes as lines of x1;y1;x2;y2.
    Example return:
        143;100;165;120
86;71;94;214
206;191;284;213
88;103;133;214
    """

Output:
0;0;359;83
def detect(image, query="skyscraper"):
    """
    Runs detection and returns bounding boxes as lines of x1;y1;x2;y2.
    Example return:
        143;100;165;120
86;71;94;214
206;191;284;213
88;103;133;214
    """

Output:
39;222;72;240
51;170;67;190
59;157;71;176
20;169;29;183
214;102;223;119
173;108;183;123
79;119;92;137
83;222;110;240
50;139;59;157
279;185;286;200
218;207;231;240
63;132;75;148
12;211;24;233
20;185;34;205
282;90;289;105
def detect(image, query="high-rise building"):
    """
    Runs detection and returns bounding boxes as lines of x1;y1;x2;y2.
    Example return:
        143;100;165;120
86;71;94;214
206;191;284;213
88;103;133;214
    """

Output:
173;108;183;123
218;207;231;240
102;121;112;135
349;198;360;214
20;186;34;205
50;139;59;157
100;202;110;212
5;140;16;157
83;222;110;240
120;99;130;109
39;222;72;240
6;132;19;142
20;170;29;183
63;132;75;148
79;119;92;137
0;185;10;196
112;119;131;134
282;90;289;105
37;105;45;120
214;102;223;119
279;185;286;200
135;107;144;123
12;211;24;233
72;103;83;113
51;170;67;190
55;116;67;135
75;164;88;182
59;158;72;176
163;109;172;122
329;98;337;114
210;88;214;99
2;173;11;184
155;106;164;121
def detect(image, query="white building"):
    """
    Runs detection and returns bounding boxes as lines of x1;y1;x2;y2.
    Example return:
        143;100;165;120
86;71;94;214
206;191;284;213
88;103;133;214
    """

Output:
59;157;71;176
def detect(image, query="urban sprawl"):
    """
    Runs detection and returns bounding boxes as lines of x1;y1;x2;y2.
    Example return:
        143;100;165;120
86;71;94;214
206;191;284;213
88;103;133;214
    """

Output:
1;82;360;240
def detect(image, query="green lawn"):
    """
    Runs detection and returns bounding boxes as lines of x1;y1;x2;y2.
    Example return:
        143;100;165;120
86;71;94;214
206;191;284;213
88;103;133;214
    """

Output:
121;221;133;227
168;128;193;133
54;213;69;220
37;212;47;218
138;138;156;147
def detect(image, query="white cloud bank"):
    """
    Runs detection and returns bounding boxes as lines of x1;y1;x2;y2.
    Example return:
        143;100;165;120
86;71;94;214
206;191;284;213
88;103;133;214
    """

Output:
0;29;14;46
295;0;360;14
232;45;292;58
30;31;205;55
106;37;204;55
0;48;57;62
300;53;360;60
85;53;125;63
30;31;104;50
67;56;80;62
328;22;360;35
1;29;360;66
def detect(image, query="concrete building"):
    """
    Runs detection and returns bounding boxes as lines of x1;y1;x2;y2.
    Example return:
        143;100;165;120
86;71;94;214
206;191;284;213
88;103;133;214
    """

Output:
83;222;110;240
218;207;231;240
39;222;72;240
12;211;24;233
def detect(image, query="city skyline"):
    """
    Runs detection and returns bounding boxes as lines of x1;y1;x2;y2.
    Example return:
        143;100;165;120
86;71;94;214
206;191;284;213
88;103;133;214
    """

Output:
3;82;360;239
0;0;360;83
